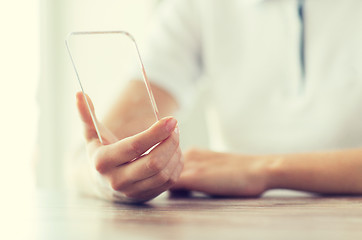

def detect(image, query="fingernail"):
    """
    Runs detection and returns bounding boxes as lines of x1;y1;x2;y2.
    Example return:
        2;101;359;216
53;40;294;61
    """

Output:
174;126;179;134
166;118;177;132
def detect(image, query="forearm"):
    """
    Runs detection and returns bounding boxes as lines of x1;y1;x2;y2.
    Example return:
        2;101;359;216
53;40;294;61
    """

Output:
266;149;362;194
102;80;178;139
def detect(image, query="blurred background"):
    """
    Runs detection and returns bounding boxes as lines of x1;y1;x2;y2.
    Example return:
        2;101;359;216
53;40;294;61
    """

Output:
0;0;208;193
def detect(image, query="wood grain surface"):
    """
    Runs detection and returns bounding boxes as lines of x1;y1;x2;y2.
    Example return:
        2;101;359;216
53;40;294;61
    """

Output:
4;190;362;240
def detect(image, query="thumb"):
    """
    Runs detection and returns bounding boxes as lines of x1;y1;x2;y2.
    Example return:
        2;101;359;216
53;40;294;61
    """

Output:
76;92;102;142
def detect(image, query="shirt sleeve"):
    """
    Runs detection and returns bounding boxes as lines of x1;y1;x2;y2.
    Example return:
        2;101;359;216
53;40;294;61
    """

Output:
133;0;202;109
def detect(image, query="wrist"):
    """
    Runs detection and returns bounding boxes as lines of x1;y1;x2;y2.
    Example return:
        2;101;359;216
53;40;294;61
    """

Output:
234;154;284;195
262;155;286;191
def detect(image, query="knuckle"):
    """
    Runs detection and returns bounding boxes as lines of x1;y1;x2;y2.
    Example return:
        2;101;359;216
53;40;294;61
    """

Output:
129;139;143;156
170;166;183;185
123;190;137;199
94;162;106;174
158;170;171;183
110;177;128;192
176;149;183;160
93;150;107;174
170;134;179;146
146;156;164;172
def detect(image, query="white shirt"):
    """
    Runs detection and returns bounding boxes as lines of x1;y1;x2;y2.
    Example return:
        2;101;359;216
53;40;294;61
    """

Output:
140;0;362;154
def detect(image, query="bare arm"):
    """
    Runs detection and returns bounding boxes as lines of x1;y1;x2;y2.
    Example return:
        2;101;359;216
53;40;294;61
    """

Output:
268;149;362;194
172;148;362;196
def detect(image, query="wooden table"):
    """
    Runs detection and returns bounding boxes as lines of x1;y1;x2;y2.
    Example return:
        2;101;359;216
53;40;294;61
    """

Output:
3;190;362;240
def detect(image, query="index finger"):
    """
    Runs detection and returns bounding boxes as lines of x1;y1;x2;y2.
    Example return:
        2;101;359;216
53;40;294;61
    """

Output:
94;117;178;173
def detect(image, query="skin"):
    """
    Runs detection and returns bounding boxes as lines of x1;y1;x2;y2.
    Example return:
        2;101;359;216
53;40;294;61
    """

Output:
76;80;362;203
172;148;362;196
76;80;182;202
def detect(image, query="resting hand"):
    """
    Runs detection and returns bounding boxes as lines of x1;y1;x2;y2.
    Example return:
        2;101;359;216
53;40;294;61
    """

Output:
76;92;183;202
172;148;270;197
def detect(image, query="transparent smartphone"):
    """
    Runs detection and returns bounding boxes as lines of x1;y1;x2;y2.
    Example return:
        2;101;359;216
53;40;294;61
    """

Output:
66;31;159;144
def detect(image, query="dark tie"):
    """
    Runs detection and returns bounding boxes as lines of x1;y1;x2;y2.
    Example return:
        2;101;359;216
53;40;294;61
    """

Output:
298;0;306;82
